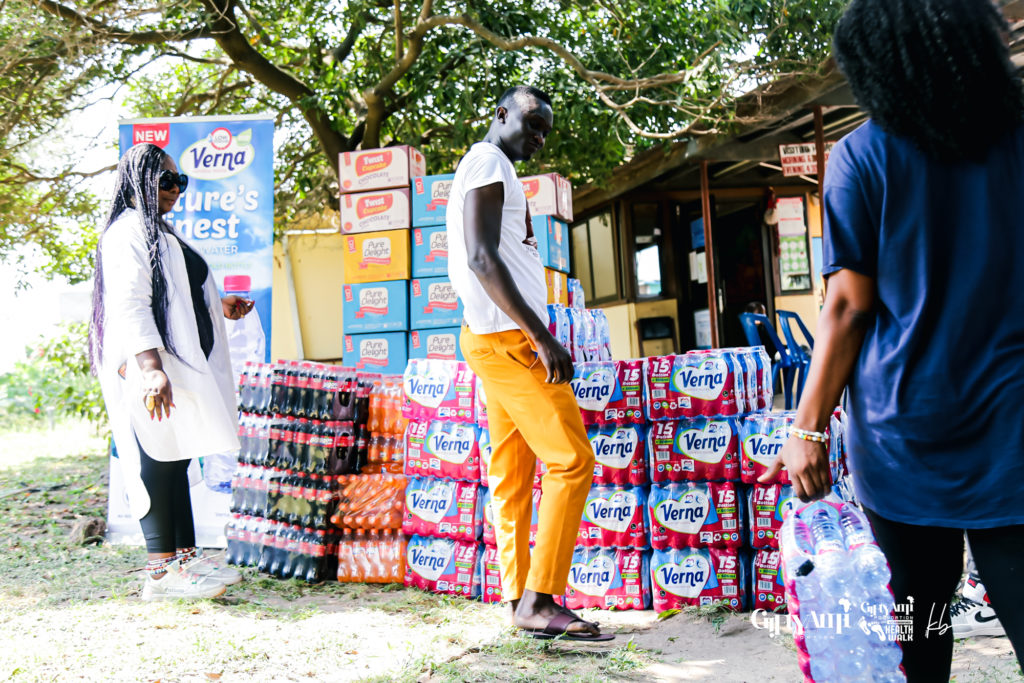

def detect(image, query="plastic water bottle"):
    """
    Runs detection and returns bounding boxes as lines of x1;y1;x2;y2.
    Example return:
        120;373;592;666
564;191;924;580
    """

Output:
839;505;891;588
784;502;905;683
806;503;850;598
224;274;267;386
200;453;237;494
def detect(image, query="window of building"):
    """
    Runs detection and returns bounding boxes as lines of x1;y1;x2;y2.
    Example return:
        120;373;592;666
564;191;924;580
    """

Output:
571;209;620;304
631;202;663;298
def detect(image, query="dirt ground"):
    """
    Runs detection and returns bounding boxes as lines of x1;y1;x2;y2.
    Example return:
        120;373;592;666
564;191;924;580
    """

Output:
1;421;1020;682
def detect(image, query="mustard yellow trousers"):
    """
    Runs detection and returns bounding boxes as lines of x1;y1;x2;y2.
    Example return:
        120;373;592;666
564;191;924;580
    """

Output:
461;327;594;599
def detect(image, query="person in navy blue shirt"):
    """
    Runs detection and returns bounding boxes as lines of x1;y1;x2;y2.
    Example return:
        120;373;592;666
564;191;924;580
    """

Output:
759;0;1024;680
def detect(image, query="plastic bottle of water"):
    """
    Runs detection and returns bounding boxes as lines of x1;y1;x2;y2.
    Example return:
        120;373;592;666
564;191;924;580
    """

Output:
806;503;850;598
224;274;267;386
839;505;891;588
787;503;905;683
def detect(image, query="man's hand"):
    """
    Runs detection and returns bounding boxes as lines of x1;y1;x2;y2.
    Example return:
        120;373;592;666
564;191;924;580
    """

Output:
222;295;254;320
534;332;574;384
759;437;831;501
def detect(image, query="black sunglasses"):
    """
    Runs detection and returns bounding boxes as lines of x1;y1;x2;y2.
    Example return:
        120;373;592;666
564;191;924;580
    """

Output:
159;170;188;193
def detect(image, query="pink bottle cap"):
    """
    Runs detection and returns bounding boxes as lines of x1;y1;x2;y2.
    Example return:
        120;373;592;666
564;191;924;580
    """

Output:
224;274;251;292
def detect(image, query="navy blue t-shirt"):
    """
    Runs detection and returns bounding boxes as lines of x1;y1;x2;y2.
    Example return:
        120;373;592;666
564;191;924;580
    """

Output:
823;120;1024;528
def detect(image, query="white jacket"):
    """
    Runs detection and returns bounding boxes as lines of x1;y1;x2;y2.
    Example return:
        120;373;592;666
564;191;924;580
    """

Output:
97;209;239;519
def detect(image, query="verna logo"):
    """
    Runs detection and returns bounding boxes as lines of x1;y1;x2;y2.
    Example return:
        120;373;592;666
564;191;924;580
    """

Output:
678;421;732;463
655;554;713;598
179;127;255;180
521;178;540;198
568;555;616;596
408;539;453;582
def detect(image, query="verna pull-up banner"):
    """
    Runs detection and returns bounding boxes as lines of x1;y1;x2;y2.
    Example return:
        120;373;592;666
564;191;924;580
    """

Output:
108;114;275;547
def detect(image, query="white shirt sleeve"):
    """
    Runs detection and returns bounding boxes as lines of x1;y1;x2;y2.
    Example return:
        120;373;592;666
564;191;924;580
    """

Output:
459;150;510;195
101;215;166;358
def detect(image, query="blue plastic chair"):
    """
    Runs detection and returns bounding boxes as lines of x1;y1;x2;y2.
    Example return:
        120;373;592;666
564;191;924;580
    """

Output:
776;310;815;402
739;312;799;410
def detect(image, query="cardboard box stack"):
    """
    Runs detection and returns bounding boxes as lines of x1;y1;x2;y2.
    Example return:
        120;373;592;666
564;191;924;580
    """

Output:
408;173;464;363
522;173;573;304
340;147;424;375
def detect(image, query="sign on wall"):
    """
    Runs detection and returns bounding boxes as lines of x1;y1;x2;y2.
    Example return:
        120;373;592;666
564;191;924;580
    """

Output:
778;142;835;177
776;197;812;293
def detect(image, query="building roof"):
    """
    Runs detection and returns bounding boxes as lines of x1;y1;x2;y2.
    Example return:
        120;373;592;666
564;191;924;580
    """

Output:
574;13;1024;215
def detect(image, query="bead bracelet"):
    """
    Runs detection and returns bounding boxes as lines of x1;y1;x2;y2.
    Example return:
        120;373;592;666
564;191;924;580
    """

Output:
790;427;828;443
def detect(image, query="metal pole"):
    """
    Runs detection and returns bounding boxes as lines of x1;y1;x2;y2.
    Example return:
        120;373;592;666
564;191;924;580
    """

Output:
814;105;827;231
700;160;720;348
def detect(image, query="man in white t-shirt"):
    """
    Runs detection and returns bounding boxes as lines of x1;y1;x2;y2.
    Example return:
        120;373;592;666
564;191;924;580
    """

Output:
447;86;611;641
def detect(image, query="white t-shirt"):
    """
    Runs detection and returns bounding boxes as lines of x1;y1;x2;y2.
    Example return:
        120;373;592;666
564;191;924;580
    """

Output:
447;142;548;335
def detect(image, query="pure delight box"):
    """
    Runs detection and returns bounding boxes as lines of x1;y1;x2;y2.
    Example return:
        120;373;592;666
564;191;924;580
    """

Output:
340;188;411;234
545;268;569;306
409;327;464;362
521;173;573;222
410;277;464;330
342;331;408;376
342;281;409;333
341;230;411;283
339;145;426;193
411;174;456;227
411;225;449;278
532;215;570;273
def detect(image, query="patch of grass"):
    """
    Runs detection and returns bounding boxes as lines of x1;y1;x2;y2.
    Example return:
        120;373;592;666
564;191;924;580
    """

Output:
657;601;735;635
396;631;655;683
0;429;141;609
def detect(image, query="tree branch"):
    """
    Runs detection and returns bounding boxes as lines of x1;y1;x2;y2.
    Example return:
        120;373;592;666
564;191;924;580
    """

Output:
197;0;350;162
333;14;365;64
31;0;212;44
1;160;117;183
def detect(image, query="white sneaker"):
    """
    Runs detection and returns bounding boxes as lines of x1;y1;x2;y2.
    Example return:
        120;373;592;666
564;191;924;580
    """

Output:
141;560;228;601
182;551;243;586
950;598;1005;638
961;572;990;605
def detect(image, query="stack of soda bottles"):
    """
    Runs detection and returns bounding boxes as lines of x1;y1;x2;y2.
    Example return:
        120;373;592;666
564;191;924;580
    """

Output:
780;501;904;683
225;360;374;581
335;376;409;584
401;359;485;598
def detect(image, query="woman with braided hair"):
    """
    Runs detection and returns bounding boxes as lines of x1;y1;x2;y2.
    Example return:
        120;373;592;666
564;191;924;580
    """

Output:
759;0;1024;679
90;143;254;600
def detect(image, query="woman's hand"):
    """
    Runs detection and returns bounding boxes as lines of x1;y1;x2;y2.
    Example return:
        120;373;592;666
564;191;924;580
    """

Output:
760;437;832;501
141;367;174;421
222;295;254;320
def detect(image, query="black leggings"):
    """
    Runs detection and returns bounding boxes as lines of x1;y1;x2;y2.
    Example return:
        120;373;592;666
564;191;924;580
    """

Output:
864;508;1024;682
138;444;196;554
